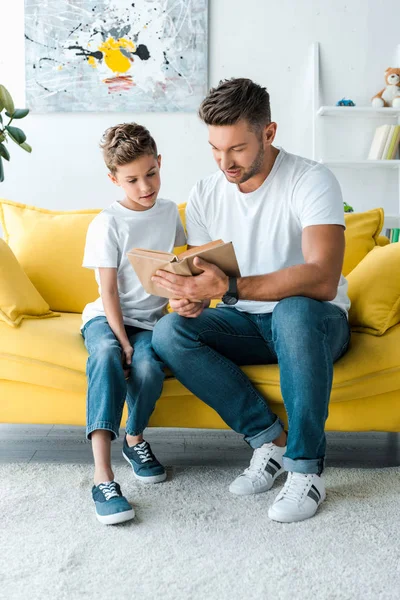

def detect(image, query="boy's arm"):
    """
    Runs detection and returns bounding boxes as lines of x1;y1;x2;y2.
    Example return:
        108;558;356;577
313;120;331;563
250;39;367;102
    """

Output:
99;268;133;369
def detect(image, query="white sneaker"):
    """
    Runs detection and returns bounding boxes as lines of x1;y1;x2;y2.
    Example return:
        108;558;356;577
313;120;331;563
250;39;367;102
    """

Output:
229;443;285;495
268;472;326;523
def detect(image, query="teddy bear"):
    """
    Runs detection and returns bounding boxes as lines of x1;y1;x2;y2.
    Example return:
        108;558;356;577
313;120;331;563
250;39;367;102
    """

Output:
372;68;400;108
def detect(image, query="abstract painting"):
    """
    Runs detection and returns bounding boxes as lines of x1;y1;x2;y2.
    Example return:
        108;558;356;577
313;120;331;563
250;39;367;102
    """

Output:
25;0;208;112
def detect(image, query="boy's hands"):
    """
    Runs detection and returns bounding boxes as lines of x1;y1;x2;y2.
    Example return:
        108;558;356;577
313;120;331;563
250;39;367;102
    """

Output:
122;344;134;379
170;298;210;318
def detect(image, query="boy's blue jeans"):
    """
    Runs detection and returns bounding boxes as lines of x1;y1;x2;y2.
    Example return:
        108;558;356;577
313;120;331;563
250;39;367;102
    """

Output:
152;296;351;475
82;316;165;440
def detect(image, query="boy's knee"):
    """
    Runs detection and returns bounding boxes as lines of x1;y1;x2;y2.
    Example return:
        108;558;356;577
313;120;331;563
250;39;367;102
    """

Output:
90;339;121;364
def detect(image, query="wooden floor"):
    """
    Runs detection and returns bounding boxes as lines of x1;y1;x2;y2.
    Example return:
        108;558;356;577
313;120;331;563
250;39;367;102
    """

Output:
0;425;399;468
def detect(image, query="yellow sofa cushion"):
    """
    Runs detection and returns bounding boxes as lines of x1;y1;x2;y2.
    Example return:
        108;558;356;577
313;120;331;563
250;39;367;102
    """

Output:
343;208;384;276
347;242;400;336
0;199;100;313
0;239;59;327
1;312;400;407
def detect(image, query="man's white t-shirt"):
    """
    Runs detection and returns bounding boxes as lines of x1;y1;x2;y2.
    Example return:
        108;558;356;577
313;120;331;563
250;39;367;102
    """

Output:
82;198;186;329
185;148;350;315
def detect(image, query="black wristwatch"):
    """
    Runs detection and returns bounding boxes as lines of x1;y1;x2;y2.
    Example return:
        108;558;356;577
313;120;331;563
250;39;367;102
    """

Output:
222;277;239;305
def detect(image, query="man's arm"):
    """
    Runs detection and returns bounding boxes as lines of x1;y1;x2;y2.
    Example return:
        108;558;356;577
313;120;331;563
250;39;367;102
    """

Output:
238;224;344;302
99;268;133;371
152;224;345;303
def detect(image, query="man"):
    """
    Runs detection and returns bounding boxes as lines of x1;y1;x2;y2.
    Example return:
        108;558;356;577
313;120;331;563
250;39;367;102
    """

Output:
152;78;351;523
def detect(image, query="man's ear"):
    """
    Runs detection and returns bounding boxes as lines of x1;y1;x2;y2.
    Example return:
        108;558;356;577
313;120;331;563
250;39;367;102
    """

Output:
108;172;119;186
264;122;277;146
157;154;162;169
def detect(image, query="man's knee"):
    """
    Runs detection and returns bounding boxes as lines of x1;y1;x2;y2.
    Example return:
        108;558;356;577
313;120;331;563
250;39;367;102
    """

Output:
152;312;182;356
272;296;323;341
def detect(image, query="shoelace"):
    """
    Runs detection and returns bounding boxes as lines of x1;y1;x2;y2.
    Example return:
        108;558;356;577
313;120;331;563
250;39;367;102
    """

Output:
133;441;153;463
99;482;120;501
281;473;312;503
244;445;275;476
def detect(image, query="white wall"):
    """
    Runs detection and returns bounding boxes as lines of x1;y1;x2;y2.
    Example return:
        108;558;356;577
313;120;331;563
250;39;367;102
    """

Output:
1;0;399;218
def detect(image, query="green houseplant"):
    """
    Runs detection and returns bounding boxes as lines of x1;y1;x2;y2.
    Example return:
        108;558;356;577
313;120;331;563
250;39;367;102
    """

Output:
0;84;32;182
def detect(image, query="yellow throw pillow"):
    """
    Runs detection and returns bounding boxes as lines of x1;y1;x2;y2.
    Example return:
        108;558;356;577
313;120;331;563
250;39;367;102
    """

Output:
0;199;100;313
343;208;384;276
0;239;59;327
347;243;400;336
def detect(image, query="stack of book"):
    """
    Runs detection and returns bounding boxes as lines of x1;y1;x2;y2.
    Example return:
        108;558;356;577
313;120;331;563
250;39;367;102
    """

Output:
368;125;400;160
384;228;400;242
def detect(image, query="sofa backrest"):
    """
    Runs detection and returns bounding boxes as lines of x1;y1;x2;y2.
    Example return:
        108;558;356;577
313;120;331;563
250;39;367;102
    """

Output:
0;199;385;313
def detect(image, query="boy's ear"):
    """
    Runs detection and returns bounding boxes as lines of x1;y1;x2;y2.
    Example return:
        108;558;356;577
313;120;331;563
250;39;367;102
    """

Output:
108;172;119;186
157;154;162;169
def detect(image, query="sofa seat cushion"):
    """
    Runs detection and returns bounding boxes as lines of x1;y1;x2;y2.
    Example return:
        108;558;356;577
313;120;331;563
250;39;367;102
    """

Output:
1;313;399;404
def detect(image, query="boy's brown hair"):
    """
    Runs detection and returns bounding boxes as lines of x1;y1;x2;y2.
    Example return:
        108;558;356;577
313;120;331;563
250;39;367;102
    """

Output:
100;123;158;175
199;78;271;133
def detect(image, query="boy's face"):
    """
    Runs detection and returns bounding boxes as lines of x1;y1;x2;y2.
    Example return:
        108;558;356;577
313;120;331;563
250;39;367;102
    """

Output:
109;154;161;211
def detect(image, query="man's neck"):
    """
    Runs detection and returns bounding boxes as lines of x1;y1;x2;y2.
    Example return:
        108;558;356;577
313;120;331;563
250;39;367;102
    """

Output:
238;146;280;194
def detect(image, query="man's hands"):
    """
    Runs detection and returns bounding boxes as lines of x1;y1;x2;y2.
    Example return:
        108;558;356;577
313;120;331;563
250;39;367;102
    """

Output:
169;298;210;318
152;257;229;301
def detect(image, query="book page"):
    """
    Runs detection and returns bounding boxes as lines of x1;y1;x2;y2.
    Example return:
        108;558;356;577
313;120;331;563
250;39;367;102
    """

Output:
178;239;224;261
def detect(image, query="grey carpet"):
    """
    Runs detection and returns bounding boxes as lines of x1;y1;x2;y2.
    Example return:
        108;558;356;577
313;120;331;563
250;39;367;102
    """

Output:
1;463;400;600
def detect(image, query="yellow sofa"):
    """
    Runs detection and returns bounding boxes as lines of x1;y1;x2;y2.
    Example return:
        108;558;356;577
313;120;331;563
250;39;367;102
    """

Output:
1;199;400;432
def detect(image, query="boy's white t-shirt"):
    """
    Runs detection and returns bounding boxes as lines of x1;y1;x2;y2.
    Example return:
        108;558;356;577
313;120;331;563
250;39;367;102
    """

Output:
185;148;350;315
82;198;186;330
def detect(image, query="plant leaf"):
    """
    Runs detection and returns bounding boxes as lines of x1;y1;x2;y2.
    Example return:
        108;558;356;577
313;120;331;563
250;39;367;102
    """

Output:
6;108;30;119
0;85;15;115
20;141;32;153
5;125;27;145
0;156;4;182
0;142;10;161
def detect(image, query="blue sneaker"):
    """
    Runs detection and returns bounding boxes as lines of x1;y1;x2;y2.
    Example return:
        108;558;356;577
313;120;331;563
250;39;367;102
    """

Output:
92;481;135;525
123;438;167;483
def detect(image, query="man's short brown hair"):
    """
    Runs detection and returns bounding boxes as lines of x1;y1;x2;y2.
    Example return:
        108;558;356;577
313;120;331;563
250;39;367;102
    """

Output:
199;78;271;132
100;123;158;175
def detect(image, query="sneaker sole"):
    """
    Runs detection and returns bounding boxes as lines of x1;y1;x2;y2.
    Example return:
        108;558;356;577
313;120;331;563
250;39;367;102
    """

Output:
229;467;285;496
122;451;167;484
96;507;135;525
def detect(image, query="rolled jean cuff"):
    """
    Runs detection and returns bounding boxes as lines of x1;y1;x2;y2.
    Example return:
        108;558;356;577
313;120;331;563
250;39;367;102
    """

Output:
125;427;144;437
283;456;325;475
244;417;284;449
86;421;119;441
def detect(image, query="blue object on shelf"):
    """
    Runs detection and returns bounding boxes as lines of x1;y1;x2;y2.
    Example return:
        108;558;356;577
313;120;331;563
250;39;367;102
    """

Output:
336;98;356;107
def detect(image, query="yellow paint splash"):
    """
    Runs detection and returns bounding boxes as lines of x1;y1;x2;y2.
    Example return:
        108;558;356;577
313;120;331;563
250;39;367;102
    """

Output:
98;37;135;74
88;56;97;68
57;65;63;71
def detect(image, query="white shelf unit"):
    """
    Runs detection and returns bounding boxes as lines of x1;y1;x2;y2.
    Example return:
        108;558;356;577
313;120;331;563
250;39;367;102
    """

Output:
312;42;400;228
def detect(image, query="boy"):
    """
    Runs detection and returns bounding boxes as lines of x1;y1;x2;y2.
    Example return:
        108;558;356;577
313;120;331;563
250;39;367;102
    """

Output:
81;123;186;525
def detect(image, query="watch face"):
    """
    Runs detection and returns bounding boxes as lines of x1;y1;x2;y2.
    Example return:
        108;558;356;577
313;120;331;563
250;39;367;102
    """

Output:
222;294;238;306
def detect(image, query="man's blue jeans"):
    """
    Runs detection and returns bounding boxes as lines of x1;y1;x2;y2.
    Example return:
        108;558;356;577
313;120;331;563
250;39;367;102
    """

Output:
82;316;165;440
152;297;351;475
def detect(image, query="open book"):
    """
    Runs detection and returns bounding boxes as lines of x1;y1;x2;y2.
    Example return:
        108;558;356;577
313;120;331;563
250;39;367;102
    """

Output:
127;239;241;299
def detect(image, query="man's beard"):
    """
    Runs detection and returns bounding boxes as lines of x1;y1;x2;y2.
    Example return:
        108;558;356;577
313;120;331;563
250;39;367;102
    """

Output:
239;142;265;183
224;142;265;184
